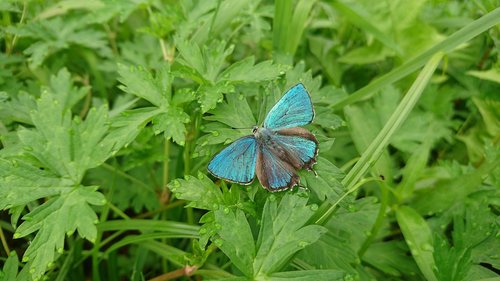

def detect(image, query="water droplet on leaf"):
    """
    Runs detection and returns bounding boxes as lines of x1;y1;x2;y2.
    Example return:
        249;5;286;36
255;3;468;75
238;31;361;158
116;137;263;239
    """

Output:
214;238;223;247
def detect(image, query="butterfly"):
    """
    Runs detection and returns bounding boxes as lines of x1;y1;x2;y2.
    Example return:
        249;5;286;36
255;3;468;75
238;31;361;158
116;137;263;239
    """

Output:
207;83;318;192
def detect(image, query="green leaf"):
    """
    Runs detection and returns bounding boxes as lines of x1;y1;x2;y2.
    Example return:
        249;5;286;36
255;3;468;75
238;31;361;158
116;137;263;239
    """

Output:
168;173;224;210
7;17;111;68
363;241;420;278
16;187;105;280
411;158;499;215
198;82;234;113
331;0;402;55
472;97;500;137
152;107;190;145
396;206;438;281
1;252;20;280
117;63;169;107
117;63;190;144
467;68;500;84
253;193;327;277
213;208;256;277
273;0;315;63
299;197;380;278
269;269;345;280
313;106;344;130
18;94;113;182
205;92;256;128
46;68;89;112
104;108;160;153
301;157;344;202
175;38;233;83
219;56;288;83
0;158;69;209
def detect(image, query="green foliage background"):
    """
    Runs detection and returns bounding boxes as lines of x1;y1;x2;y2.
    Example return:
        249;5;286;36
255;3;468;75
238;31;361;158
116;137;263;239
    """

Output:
0;0;499;280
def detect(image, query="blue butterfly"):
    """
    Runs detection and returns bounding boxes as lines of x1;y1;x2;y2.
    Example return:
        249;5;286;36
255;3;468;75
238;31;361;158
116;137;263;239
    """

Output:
208;83;318;191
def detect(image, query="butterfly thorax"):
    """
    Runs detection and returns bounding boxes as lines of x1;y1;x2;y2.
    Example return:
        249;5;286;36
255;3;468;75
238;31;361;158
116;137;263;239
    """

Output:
252;127;275;144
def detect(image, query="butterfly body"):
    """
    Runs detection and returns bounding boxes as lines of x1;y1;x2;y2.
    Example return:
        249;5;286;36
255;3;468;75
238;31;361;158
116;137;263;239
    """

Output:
208;83;318;191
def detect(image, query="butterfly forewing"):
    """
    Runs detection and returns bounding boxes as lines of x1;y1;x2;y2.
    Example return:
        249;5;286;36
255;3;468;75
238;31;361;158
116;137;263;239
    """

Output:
208;136;258;184
263;83;314;130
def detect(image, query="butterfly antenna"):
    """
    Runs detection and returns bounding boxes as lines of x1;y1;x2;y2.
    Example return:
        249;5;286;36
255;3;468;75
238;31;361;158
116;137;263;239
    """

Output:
231;126;254;130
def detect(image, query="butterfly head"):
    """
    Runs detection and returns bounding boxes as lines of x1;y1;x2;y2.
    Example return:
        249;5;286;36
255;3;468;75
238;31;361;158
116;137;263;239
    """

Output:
252;126;259;135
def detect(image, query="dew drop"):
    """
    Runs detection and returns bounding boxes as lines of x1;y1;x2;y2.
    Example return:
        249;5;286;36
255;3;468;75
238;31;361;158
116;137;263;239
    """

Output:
310;204;318;211
199;228;207;234
343;274;354;281
212;131;220;136
348;204;356;212
212;203;219;210
214;238;223;247
422;243;433;251
223;207;230;214
298;241;309;248
269;195;276;202
201;141;208;147
23;256;30;262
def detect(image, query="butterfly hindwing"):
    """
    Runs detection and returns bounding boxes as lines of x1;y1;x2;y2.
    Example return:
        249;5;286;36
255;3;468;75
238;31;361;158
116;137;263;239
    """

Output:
208;136;258;184
274;127;318;170
255;143;300;191
263;83;314;130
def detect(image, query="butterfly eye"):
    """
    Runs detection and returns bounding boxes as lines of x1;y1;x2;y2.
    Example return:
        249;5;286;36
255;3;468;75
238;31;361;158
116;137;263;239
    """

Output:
252;126;258;134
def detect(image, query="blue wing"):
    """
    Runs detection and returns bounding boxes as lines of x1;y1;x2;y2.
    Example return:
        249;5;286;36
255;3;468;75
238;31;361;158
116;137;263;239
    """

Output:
263;83;314;130
256;143;300;191
208;136;258;184
274;127;318;170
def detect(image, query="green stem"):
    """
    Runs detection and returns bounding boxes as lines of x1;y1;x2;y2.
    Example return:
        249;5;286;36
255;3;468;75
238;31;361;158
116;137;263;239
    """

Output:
0;224;10;256
162;139;170;195
357;180;389;258
101;163;151;190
